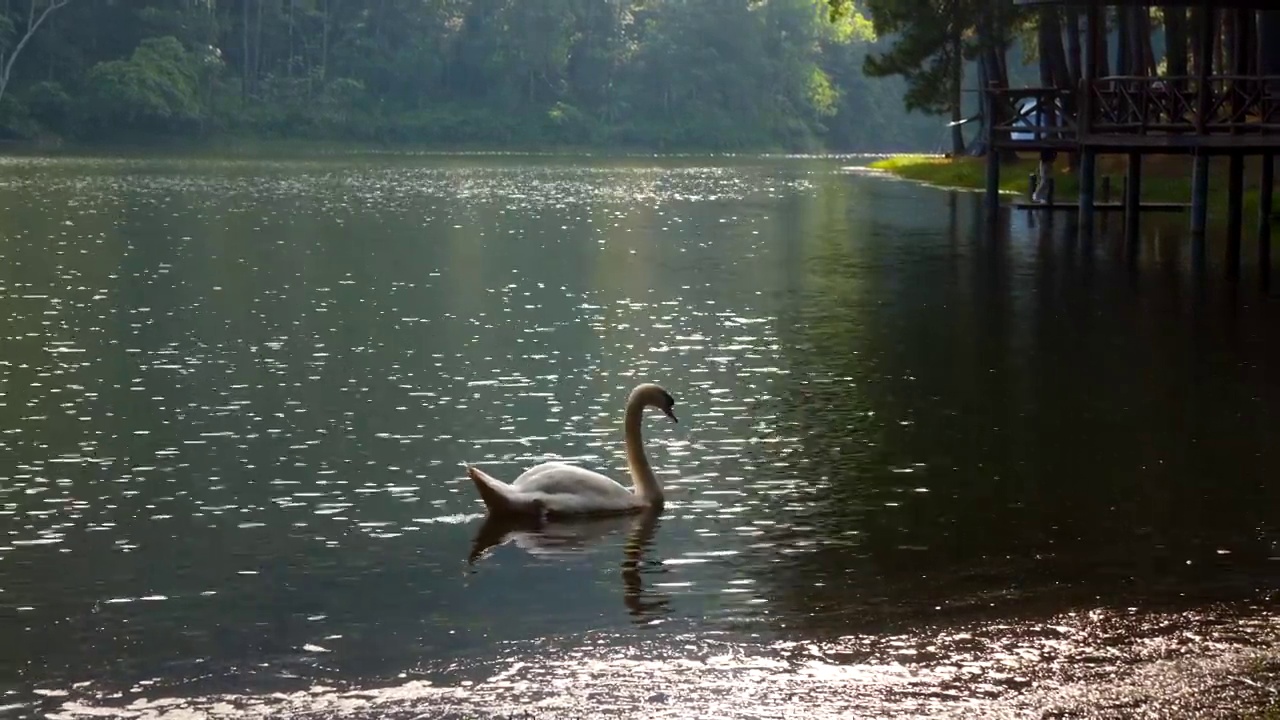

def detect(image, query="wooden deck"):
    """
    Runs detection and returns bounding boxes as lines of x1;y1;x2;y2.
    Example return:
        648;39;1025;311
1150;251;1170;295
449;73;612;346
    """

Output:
1012;201;1190;212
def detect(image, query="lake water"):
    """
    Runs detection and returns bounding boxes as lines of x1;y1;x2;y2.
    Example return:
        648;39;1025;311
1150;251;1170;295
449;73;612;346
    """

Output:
1;153;1278;719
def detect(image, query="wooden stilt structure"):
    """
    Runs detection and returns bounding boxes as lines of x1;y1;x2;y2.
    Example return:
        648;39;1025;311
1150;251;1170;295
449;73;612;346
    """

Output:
992;0;1280;280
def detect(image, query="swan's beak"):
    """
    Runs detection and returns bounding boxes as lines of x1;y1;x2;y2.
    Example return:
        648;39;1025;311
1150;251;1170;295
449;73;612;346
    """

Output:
664;408;678;423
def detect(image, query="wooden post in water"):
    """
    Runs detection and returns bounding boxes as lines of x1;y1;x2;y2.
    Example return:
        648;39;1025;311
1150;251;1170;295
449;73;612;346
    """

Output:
1079;151;1096;239
1077;1;1099;242
1125;152;1142;255
1261;152;1274;289
1191;153;1209;259
1190;3;1214;262
1227;152;1243;278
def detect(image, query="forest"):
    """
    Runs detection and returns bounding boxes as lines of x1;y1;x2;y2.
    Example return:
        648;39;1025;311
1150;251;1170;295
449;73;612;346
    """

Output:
0;0;955;152
0;1;1262;153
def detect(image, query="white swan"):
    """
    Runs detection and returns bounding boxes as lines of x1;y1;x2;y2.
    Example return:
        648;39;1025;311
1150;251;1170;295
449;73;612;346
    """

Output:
465;383;677;517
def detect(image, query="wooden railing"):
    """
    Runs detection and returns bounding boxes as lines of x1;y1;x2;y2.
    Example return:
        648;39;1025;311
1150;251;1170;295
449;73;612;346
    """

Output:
1091;75;1280;133
988;76;1280;144
990;86;1076;141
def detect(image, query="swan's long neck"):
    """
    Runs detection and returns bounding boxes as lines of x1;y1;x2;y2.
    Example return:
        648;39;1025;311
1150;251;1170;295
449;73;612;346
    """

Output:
624;399;662;505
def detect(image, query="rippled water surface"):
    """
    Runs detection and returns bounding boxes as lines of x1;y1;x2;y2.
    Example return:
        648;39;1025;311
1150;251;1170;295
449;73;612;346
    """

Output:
2;153;1279;718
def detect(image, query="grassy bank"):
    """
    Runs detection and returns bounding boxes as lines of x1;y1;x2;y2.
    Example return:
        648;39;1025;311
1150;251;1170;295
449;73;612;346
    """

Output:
869;154;1279;224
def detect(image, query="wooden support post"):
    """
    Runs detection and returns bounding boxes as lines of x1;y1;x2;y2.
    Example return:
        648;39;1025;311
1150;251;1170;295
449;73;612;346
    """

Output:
1195;5;1215;135
1077;1;1098;244
1101;175;1111;203
984;82;1001;224
1227;152;1244;278
1261;153;1274;290
1079;149;1096;241
1125;152;1142;255
1191;152;1209;258
986;146;1001;221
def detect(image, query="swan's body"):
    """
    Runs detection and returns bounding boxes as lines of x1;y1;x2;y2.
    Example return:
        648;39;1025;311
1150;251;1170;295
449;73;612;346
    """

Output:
466;383;676;517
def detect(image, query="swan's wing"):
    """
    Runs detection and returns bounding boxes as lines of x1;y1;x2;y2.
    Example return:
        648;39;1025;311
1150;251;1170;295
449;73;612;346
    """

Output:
510;462;638;514
512;462;627;494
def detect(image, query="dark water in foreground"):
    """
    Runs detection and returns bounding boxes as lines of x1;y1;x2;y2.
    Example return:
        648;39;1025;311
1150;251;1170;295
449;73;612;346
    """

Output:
1;153;1278;718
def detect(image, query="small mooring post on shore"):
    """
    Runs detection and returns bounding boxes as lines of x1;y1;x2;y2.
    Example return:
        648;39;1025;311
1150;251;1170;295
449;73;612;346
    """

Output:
1261;152;1274;289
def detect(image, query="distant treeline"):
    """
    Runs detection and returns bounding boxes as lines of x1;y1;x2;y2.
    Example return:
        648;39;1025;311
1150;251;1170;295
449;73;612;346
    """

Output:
0;0;948;152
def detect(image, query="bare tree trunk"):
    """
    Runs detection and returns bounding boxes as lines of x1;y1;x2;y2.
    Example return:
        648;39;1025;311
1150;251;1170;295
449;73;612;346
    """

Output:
0;0;70;106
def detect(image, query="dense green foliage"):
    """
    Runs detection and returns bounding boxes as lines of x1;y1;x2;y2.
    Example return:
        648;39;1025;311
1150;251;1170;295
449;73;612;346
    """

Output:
0;0;949;151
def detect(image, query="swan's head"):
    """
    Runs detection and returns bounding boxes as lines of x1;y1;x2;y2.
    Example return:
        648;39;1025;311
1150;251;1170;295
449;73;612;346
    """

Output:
630;383;678;423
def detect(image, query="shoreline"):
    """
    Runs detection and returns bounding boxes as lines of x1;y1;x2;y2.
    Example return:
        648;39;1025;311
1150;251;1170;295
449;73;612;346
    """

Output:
0;136;931;161
868;155;1279;225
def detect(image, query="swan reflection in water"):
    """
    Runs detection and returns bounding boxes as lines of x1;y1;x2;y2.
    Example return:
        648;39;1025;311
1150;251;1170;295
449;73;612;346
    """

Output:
468;507;670;621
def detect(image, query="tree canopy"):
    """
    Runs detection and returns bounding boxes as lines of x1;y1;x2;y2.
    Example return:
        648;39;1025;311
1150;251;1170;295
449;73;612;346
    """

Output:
0;0;947;152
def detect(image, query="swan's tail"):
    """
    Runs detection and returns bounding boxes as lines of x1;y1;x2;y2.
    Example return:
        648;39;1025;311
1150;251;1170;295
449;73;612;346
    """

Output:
466;464;540;516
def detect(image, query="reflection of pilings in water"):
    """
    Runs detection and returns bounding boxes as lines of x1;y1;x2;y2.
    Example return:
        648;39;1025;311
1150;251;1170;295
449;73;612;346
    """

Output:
1260;152;1274;292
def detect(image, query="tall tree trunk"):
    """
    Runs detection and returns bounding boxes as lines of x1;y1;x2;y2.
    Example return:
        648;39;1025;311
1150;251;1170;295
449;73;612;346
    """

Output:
1236;9;1255;75
1222;10;1233;78
949;5;965;156
1165;6;1189;89
1131;7;1153;77
1141;8;1157;76
241;0;249;98
1094;6;1110;77
288;0;295;77
1065;6;1082;85
1041;8;1072;88
1233;9;1254;120
1116;7;1132;76
321;0;334;82
1188;6;1211;76
1262;11;1280;75
1038;12;1055;87
979;4;1015;164
254;0;264;89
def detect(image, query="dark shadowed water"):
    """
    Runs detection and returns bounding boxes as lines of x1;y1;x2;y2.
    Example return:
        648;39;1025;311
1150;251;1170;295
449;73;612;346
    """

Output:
1;153;1278;719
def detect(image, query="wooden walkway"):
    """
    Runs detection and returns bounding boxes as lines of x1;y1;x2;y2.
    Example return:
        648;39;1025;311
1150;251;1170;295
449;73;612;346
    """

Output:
1012;201;1190;212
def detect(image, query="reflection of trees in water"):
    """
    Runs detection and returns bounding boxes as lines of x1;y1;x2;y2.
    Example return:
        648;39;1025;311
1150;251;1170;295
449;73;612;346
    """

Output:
746;186;1280;634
